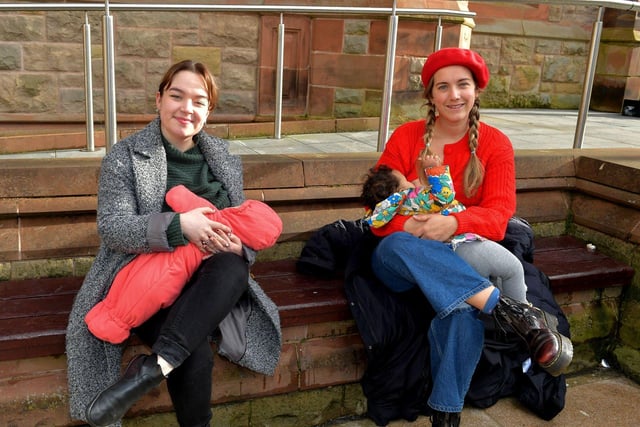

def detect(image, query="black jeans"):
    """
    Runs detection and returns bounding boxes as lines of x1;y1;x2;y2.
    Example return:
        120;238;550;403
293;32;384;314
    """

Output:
133;252;249;427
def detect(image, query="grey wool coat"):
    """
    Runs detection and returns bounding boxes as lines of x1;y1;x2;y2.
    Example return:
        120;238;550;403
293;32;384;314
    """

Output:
65;118;282;422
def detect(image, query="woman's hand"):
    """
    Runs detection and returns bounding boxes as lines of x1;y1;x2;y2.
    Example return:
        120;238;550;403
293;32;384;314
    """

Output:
180;207;245;256
404;213;458;242
204;231;243;256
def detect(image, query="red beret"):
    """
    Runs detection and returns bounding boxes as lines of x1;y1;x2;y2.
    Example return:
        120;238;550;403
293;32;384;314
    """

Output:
421;48;490;90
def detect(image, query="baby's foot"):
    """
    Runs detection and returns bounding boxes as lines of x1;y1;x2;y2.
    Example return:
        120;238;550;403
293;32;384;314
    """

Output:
420;154;441;168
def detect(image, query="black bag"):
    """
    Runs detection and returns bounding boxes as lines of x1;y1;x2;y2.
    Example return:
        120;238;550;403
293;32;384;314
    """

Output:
466;217;568;420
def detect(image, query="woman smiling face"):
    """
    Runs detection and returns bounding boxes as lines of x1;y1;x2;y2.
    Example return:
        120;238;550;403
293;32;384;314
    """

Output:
428;65;479;125
156;70;210;151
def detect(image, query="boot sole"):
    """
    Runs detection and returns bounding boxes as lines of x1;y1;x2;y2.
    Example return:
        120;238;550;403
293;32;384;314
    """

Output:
538;332;573;376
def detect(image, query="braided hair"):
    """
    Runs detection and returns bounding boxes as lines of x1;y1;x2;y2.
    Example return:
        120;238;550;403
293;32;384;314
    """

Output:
417;78;485;198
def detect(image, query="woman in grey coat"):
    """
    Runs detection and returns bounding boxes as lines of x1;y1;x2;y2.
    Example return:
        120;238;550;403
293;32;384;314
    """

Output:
65;60;281;427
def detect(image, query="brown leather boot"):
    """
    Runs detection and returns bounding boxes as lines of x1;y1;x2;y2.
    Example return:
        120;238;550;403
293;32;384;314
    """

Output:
493;296;573;376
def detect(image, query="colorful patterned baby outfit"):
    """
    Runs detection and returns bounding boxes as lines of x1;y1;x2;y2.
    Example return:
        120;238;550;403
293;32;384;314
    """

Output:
365;164;483;249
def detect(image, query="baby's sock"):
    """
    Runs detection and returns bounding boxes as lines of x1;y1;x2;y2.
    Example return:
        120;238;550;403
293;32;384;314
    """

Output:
482;287;501;314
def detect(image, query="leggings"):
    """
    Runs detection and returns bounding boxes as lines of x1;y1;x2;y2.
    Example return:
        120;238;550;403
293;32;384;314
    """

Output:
455;239;528;302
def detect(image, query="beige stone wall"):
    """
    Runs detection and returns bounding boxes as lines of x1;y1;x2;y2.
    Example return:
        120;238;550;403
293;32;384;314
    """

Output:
469;2;598;109
0;9;260;124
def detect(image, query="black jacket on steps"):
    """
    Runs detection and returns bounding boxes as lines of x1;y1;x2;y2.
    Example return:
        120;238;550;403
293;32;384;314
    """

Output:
296;218;568;426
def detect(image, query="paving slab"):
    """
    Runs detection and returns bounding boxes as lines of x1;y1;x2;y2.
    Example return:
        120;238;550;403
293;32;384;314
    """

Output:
323;368;640;427
1;109;639;159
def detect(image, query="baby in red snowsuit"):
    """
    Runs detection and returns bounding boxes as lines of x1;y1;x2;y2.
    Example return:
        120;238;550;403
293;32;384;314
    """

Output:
85;185;282;344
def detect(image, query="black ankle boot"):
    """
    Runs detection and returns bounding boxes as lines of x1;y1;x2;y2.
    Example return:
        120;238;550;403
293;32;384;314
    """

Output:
493;296;573;376
431;410;461;427
86;354;165;427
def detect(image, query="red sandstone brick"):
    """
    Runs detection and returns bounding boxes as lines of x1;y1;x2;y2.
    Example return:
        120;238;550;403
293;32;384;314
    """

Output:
472;2;552;20
335;117;380;132
228;122;275;139
396;20;438;57
308;86;336;116
312;19;343;53
516;191;570;222
393;56;411;90
205;123;230;139
0;159;100;198
277;207;363;241
562;302;587;316
0;218;19;262
624;76;640;100
242;155;304;189
572;195;640;240
292;152;379;186
369;20;388;56
311;53;385;89
212;343;299;403
298;334;365;390
630;221;640;245
554;289;597;305
305;320;359;340
17;196;96;215
19;215;99;260
282;119;335;135
629;48;640;76
514;151;576;178
282;324;311;343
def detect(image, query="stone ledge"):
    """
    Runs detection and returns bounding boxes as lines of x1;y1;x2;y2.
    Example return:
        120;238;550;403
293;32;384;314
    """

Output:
0;149;639;426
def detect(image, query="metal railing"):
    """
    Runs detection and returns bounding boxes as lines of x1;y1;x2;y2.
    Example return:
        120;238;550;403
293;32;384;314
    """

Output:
0;1;475;152
470;0;640;148
1;1;639;151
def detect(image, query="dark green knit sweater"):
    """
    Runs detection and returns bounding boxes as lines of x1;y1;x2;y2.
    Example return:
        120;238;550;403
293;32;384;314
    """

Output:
163;137;231;247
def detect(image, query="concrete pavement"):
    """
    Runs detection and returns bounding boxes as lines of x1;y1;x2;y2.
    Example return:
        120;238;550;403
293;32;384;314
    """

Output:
2;109;639;159
225;108;640;155
322;367;640;426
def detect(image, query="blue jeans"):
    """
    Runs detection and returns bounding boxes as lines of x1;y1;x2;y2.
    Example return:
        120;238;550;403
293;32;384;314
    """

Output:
371;232;488;412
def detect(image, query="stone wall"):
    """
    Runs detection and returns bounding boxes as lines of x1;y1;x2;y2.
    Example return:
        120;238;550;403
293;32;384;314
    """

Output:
0;8;263;123
591;7;640;113
469;2;598;109
0;1;614;134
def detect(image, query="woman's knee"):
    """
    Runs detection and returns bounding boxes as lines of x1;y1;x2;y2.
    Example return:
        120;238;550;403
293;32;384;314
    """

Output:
199;253;249;288
374;232;412;261
375;232;443;263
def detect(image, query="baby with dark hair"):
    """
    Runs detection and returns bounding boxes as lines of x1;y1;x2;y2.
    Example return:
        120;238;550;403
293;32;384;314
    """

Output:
361;161;528;303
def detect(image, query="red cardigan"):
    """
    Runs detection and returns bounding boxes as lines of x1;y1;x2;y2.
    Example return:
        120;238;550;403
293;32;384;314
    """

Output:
373;119;516;241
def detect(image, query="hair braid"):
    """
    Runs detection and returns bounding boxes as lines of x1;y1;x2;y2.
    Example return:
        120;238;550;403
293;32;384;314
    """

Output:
463;99;484;197
416;98;438;184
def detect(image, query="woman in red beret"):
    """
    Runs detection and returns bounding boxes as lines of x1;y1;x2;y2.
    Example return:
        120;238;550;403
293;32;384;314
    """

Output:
370;48;572;426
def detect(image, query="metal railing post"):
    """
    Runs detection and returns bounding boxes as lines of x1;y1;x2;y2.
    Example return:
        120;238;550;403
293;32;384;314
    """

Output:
274;14;285;139
434;16;443;51
573;6;604;149
0;2;480;153
377;1;399;151
82;13;95;152
103;1;117;151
